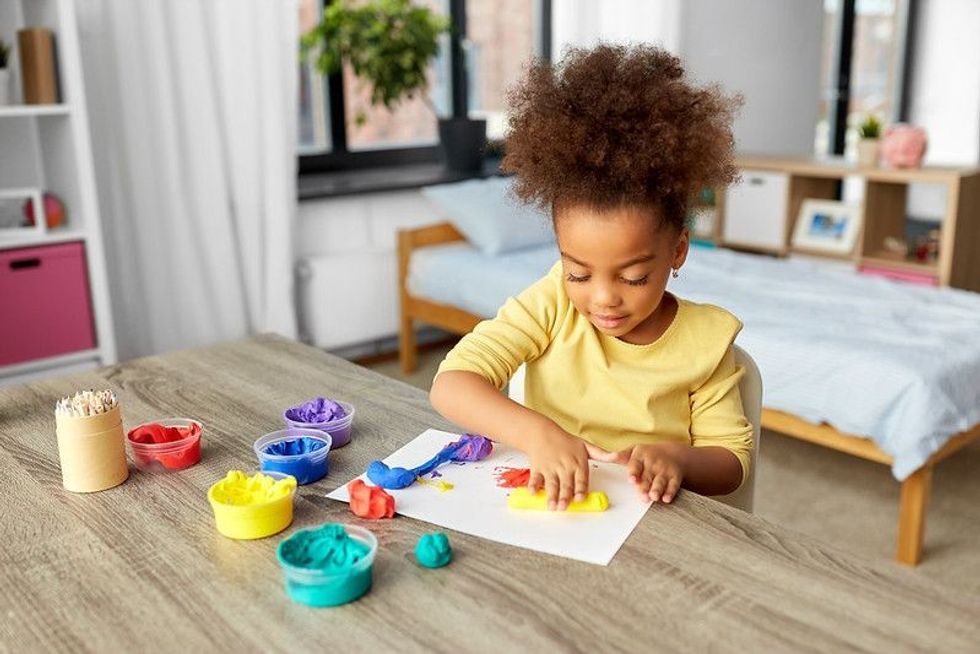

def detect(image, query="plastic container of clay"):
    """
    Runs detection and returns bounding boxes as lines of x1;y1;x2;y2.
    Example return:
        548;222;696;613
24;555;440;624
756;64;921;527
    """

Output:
253;428;332;485
127;418;203;472
276;524;377;607
207;470;297;540
282;400;355;448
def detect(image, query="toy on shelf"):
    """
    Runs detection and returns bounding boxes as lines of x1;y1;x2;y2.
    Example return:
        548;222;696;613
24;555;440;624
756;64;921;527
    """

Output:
23;192;66;229
881;124;927;169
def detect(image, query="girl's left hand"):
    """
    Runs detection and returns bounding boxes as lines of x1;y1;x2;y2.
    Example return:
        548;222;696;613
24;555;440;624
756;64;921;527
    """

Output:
585;443;686;503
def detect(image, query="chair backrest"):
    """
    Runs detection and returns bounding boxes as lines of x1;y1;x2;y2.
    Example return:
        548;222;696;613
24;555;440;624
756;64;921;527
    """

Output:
506;344;763;512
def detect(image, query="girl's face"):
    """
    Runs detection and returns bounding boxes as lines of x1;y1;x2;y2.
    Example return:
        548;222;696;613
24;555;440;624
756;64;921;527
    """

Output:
554;203;688;344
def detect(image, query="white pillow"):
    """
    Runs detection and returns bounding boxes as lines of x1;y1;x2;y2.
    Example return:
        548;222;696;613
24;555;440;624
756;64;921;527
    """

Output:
421;177;554;255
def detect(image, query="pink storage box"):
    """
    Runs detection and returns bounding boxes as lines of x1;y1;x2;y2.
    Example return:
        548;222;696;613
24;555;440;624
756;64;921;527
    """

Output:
858;264;938;287
0;241;96;366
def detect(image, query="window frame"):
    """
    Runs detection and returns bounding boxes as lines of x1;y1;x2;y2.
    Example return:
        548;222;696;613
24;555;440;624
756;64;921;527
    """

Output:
826;0;916;156
299;0;552;175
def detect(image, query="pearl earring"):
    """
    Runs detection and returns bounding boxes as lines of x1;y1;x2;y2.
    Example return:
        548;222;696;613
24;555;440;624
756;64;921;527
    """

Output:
671;268;680;279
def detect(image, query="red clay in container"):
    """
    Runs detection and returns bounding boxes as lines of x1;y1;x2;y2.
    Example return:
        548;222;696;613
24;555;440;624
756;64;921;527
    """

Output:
127;419;203;471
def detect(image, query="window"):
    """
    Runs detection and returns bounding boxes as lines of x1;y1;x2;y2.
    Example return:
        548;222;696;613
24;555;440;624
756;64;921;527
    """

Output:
299;0;551;173
815;0;913;157
298;0;331;154
344;0;451;150
465;0;544;141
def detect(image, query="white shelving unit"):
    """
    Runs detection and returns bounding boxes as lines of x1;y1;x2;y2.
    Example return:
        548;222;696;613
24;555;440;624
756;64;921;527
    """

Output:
0;0;117;386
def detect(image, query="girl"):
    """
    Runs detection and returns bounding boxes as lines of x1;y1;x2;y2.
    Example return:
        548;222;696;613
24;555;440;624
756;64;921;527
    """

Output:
430;44;752;511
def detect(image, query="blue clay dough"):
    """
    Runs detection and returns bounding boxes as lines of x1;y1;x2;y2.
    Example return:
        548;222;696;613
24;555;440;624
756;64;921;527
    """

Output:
415;532;452;568
261;436;329;484
366;434;493;490
264;437;327;456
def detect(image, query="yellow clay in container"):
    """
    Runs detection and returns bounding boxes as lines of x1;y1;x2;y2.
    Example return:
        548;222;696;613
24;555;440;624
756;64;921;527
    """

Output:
208;470;297;540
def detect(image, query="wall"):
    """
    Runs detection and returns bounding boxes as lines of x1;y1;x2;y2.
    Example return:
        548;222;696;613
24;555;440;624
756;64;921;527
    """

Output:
553;0;824;157
552;0;682;55
678;0;824;157
905;0;980;220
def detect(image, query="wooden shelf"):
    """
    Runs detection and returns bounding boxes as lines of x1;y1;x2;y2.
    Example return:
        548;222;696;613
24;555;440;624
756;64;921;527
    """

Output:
0;348;101;388
859;251;939;276
721;155;980;291
790;246;857;262
0;230;87;249
0;104;71;118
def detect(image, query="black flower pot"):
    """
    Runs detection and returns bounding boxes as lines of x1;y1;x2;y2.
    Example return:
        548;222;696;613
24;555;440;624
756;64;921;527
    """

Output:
438;117;487;173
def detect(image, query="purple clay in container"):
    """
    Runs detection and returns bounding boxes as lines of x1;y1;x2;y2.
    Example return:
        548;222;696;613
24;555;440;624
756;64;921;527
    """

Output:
283;397;356;448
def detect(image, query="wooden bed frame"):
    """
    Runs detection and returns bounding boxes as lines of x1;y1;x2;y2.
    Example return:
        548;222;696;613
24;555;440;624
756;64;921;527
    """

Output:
397;222;980;565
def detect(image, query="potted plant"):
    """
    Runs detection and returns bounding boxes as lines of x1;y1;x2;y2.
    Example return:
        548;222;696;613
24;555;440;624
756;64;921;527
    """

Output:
302;0;488;172
856;114;882;167
0;38;12;106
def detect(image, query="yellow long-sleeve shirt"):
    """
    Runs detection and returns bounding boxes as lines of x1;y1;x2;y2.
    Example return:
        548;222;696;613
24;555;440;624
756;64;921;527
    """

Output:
436;261;753;483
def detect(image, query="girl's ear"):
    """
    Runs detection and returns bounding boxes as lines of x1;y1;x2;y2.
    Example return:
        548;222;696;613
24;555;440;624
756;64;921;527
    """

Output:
672;227;691;270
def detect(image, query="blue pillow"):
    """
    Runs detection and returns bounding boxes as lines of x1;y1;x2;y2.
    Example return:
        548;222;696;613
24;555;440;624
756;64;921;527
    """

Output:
421;177;554;255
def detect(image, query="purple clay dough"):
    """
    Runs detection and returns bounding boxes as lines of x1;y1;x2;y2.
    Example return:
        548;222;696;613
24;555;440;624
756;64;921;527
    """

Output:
285;397;347;424
451;434;493;461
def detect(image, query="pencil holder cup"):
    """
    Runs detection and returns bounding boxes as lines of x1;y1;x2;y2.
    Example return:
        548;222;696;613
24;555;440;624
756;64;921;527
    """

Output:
55;404;130;493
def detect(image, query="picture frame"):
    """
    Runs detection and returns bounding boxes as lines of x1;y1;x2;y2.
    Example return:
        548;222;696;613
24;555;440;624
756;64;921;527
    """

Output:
792;199;862;255
0;187;46;240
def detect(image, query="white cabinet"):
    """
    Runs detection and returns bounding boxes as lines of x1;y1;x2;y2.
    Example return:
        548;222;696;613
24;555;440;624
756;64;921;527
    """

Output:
297;190;442;350
722;169;789;253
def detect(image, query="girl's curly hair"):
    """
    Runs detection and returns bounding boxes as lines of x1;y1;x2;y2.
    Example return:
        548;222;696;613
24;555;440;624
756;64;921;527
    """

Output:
502;44;742;232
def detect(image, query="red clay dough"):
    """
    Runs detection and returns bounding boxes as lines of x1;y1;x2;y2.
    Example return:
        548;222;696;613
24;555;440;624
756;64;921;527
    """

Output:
348;479;395;519
494;467;531;488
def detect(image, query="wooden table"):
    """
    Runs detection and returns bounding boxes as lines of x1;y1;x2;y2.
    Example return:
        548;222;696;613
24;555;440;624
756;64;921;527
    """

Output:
2;335;978;652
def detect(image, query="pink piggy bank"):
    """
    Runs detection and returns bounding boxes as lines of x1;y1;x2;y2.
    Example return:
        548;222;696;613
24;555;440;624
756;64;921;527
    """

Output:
880;124;927;168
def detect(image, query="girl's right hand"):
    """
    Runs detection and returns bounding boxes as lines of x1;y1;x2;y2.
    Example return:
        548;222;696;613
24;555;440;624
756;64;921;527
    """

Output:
526;426;590;511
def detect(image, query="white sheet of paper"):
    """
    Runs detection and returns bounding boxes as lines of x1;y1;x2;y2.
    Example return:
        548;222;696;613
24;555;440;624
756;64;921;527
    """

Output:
326;429;652;565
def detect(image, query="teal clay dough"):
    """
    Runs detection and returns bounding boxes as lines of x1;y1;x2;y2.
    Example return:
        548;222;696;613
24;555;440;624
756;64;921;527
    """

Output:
415;532;452;568
277;524;373;607
279;524;369;570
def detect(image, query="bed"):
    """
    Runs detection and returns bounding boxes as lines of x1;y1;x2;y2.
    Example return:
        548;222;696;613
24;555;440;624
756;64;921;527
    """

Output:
397;221;980;565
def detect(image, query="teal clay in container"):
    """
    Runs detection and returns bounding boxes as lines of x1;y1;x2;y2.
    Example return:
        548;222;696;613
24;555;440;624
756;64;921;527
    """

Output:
415;532;452;568
276;524;377;607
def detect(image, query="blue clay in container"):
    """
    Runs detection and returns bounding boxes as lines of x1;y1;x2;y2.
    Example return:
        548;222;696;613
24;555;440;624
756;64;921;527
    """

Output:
276;524;377;607
253;429;331;485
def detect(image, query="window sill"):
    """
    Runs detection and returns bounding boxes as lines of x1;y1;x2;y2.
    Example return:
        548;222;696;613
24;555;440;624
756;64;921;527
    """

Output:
298;155;504;201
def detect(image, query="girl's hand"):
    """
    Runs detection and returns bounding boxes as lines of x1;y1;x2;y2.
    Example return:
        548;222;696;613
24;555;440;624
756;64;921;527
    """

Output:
527;426;590;511
586;442;686;503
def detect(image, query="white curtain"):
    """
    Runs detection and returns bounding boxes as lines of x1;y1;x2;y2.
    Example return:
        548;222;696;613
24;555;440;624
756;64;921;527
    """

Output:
552;0;682;58
76;0;298;360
